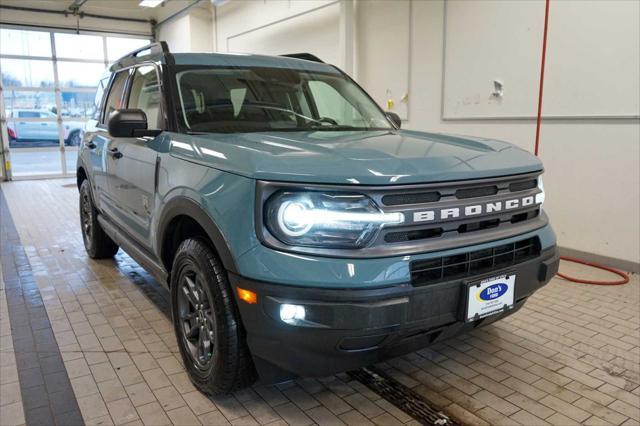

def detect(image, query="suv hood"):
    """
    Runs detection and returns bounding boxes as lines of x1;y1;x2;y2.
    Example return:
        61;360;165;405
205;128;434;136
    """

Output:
169;130;542;185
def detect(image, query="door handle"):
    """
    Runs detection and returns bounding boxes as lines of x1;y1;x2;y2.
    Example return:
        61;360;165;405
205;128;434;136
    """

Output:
108;147;123;159
85;141;96;149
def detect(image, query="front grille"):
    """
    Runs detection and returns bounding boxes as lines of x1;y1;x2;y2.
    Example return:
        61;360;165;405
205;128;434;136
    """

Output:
410;237;541;287
455;185;498;199
382;191;440;206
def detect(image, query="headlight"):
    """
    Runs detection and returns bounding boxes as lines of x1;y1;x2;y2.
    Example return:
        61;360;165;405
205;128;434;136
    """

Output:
536;177;545;206
265;191;404;249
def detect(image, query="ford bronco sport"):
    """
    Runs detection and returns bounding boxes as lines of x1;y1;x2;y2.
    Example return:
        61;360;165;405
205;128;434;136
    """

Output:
77;42;559;395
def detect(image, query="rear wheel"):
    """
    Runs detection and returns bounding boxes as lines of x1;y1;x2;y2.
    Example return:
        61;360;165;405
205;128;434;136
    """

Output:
66;131;81;146
171;238;256;395
79;180;119;258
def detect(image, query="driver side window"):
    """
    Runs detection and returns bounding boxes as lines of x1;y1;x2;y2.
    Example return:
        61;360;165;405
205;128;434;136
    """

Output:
128;65;163;129
102;71;129;125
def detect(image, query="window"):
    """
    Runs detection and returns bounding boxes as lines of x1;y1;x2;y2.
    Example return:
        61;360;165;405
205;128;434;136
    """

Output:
102;71;129;124
0;26;150;177
308;81;366;127
175;67;392;133
92;77;110;120
128;66;162;129
18;111;40;118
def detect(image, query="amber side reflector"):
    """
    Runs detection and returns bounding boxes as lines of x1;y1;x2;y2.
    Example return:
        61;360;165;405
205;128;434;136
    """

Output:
237;288;257;304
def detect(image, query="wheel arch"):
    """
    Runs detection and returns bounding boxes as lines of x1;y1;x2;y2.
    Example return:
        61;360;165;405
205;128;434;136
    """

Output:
157;197;238;277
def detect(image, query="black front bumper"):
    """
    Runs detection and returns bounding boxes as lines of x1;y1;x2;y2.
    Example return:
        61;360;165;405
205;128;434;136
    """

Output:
230;246;559;380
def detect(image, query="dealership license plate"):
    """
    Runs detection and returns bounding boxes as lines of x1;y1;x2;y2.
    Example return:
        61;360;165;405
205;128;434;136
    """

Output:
466;274;515;322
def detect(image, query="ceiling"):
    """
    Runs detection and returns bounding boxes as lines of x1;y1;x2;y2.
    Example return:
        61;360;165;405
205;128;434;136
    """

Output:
0;0;210;22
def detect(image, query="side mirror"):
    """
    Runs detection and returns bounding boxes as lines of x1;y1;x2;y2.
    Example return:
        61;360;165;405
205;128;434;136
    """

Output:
385;111;401;129
108;109;161;138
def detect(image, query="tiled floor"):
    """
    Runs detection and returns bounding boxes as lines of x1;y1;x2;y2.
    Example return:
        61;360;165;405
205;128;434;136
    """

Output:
0;178;638;426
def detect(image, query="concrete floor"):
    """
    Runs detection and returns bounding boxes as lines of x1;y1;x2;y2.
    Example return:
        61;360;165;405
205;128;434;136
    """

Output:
0;178;638;426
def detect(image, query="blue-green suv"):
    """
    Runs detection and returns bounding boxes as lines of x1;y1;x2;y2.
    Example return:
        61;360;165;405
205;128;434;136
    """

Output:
77;42;559;394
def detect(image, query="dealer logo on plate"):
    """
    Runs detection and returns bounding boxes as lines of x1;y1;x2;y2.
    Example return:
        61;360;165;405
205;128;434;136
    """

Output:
476;283;508;301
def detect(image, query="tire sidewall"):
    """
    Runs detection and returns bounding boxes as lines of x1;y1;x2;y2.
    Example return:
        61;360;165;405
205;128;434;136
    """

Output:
79;180;96;256
170;239;238;392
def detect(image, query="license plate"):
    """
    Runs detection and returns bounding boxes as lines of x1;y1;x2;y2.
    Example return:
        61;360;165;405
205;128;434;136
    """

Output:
466;274;515;322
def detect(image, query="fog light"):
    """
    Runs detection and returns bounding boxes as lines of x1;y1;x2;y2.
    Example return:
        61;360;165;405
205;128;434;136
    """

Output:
280;304;305;324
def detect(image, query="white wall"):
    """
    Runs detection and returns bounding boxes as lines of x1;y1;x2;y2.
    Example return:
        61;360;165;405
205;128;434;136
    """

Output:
215;0;342;66
390;0;639;265
157;0;640;266
157;7;213;53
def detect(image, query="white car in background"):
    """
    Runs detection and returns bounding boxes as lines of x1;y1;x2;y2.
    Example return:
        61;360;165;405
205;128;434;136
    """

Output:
6;109;83;147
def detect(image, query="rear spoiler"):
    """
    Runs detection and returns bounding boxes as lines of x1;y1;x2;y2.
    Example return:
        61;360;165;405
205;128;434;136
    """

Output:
280;53;324;63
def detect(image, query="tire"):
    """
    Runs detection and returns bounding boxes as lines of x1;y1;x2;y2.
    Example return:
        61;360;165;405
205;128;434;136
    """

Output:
66;131;81;146
171;238;256;395
79;180;119;259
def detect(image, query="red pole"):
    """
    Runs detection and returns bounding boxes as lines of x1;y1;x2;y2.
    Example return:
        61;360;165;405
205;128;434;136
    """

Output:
534;0;550;157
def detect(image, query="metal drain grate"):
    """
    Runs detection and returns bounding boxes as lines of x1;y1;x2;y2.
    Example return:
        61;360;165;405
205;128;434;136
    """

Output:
349;367;459;426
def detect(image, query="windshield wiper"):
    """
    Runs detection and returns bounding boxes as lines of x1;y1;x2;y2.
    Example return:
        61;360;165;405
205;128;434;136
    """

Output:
242;104;325;125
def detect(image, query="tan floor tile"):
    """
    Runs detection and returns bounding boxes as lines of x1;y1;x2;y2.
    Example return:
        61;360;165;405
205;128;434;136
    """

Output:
155;385;187;411
0;400;25;426
157;355;184;376
99;378;128;403
136;401;172;426
142;368;172;390
71;374;100;397
92;361;119;383
131;353;159;372
78;393;110;420
183;390;217;416
0;381;22;406
107;397;140;425
116;364;144;386
65;356;91;378
166;406;202;426
125;381;156;407
108;352;133;369
85;414;115;425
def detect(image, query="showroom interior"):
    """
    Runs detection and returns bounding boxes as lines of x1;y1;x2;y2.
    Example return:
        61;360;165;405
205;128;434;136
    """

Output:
0;0;638;425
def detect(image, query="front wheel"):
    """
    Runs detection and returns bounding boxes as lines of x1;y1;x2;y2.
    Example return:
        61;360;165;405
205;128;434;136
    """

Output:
79;180;119;258
171;238;256;395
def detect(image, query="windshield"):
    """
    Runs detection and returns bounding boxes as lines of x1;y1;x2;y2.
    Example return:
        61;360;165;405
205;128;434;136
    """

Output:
175;66;393;133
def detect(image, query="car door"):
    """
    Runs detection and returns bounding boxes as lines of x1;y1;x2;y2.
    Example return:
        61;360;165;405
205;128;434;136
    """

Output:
84;70;129;214
16;111;39;139
105;64;163;250
39;111;59;142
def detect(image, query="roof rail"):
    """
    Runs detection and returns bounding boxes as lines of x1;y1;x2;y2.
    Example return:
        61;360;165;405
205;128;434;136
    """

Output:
281;53;324;63
116;41;170;62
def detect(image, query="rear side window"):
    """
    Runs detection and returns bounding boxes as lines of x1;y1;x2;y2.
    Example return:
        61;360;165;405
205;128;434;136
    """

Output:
102;70;129;124
18;111;39;118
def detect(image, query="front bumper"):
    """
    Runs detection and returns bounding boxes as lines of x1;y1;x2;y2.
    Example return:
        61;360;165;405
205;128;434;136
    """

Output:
231;245;560;380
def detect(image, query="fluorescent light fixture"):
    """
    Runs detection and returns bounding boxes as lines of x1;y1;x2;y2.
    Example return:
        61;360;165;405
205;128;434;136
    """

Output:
139;0;164;7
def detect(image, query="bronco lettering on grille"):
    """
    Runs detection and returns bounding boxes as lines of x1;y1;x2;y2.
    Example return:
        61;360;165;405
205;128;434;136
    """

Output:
412;196;537;223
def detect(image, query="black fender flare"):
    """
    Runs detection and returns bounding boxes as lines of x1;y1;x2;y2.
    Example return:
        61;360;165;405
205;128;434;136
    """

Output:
156;197;238;274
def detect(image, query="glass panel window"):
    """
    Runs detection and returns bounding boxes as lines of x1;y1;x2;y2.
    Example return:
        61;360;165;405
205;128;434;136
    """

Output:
57;61;104;88
92;76;110;120
308;81;366;127
103;71;129;123
0;28;52;57
54;33;104;60
10;150;63;176
1;58;55;87
3;90;57;117
106;37;150;61
61;91;97;119
128;66;162;129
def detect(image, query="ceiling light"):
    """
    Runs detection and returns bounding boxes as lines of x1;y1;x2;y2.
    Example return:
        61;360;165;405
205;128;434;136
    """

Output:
139;0;164;7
